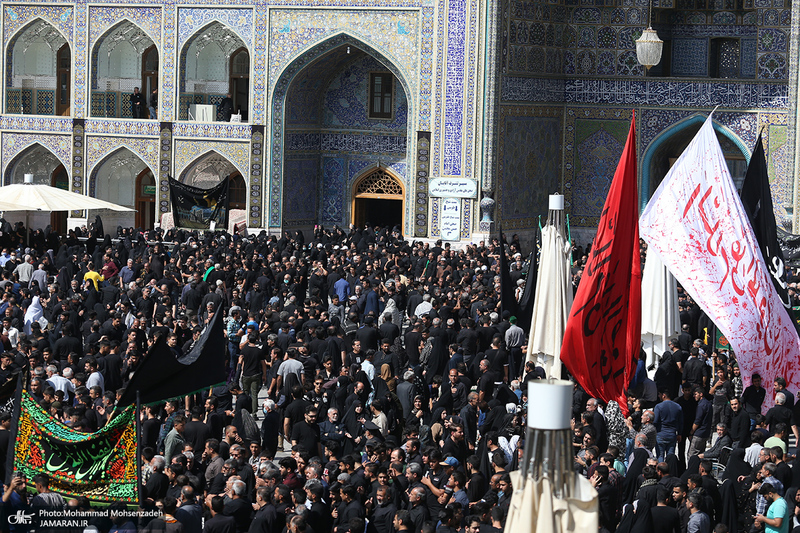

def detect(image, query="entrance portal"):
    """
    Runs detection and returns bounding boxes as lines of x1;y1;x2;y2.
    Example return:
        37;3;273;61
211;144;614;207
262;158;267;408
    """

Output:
353;198;403;229
351;169;404;230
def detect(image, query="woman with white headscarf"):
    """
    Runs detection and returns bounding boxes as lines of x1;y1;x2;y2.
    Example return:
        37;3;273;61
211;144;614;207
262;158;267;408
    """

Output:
379;297;402;327
24;295;43;336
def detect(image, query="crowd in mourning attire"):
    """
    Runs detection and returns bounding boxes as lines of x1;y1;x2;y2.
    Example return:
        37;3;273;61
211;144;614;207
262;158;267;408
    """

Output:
0;219;796;533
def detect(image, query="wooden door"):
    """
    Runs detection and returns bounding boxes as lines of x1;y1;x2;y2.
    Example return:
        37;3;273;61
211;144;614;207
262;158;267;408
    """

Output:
50;164;68;233
141;45;159;113
56;45;70;116
229;48;249;121
135;169;156;229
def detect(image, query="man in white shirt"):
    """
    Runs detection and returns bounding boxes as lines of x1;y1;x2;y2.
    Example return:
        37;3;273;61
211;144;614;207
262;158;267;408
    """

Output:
2;317;18;349
46;365;75;398
84;357;105;394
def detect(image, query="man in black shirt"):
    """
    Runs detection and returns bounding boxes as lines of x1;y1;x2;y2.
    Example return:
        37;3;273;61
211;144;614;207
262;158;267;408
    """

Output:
130;87;144;118
184;406;212;453
742;373;766;421
239;333;266;416
291;406;322;458
477;359;496;403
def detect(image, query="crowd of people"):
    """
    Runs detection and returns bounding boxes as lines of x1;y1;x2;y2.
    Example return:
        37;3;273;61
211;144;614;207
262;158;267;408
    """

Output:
0;220;794;533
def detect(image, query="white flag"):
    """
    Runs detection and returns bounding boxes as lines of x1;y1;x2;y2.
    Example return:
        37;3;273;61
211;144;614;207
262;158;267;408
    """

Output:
640;116;800;407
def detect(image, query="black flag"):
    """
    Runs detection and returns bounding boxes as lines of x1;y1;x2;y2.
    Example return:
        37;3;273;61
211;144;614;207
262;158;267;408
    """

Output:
169;175;230;230
516;245;539;331
740;134;796;326
117;309;227;408
498;223;518;319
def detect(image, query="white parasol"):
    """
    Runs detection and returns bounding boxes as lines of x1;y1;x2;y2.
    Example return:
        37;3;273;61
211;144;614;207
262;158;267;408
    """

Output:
0;174;135;212
527;194;573;379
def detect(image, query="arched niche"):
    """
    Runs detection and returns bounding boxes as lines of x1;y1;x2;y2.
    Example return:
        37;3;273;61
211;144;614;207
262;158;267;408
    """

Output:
90;21;157;118
6;19;70;116
179;22;249;121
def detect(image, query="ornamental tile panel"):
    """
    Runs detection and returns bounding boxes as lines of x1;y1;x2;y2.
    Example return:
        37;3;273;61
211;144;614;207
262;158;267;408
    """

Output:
177;8;253;51
88;7;162;47
86;136;159;176
174;140;250;181
268;10;419;93
3;5;73;44
1;133;71;175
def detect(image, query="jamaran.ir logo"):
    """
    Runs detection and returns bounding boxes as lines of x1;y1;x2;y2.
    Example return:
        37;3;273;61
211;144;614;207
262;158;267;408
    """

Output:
7;510;34;525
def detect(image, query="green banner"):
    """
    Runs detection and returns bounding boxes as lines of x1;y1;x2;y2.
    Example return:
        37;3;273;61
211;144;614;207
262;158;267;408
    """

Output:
12;390;138;503
715;328;730;351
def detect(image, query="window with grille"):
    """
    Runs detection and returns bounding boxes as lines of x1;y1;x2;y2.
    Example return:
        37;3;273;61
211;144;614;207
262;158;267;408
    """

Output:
145;47;159;72
711;38;740;78
369;73;393;119
356;170;403;196
231;50;249;77
229;174;246;209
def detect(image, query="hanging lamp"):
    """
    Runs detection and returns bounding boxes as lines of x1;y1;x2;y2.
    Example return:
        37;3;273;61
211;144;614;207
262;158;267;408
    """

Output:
636;0;663;70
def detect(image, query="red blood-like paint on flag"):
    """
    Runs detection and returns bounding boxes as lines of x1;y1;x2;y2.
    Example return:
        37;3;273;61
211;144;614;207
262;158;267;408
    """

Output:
560;113;641;416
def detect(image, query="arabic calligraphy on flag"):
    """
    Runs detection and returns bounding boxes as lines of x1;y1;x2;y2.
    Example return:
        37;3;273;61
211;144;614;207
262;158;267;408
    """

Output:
12;390;138;503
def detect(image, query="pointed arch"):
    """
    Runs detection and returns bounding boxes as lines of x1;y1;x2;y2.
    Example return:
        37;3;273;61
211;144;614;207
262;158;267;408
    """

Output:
90;17;160;51
6;17;70;55
350;166;405;230
3;142;64;185
641;113;751;210
88;147;151;209
269;32;414;229
179;150;244;192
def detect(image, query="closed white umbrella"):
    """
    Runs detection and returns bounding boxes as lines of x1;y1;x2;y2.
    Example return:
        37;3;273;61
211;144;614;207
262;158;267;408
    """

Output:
0;175;134;212
505;381;598;533
640;249;680;372
527;194;573;379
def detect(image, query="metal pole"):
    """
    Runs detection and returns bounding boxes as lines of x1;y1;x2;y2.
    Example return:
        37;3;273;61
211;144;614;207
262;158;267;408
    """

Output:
136;390;143;506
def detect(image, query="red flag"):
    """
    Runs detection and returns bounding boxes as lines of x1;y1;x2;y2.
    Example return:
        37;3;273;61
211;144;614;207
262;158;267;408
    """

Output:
561;113;641;415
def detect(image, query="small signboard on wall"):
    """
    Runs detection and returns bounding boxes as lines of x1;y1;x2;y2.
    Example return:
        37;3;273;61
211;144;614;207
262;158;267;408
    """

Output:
143;185;157;196
440;198;461;241
429;178;477;198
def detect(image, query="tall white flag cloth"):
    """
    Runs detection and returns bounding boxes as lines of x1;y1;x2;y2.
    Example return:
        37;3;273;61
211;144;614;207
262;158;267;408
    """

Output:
640;251;681;371
639;116;800;406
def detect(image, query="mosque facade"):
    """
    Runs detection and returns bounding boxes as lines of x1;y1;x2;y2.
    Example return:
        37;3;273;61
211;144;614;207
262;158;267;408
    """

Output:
0;0;793;244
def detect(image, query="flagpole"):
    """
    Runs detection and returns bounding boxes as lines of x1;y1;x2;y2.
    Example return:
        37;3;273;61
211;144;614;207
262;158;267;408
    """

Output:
136;390;143;506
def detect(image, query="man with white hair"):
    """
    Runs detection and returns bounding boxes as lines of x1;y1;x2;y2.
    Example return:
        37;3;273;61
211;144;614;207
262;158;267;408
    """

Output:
397;370;416;419
13;255;33;285
224;479;252;531
45;365;74;397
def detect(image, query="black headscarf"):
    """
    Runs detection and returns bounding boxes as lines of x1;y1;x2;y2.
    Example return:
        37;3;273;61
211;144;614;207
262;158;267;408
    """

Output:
623;447;649;504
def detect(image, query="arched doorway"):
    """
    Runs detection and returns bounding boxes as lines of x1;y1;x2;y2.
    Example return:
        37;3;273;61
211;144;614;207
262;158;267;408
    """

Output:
91;21;156;118
229;173;246;209
229;48;249;121
641;115;751;210
136;169;156;229
142;45;159;108
90;147;150;228
275;37;410;233
6;19;69;115
351;168;404;230
179;22;248;121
